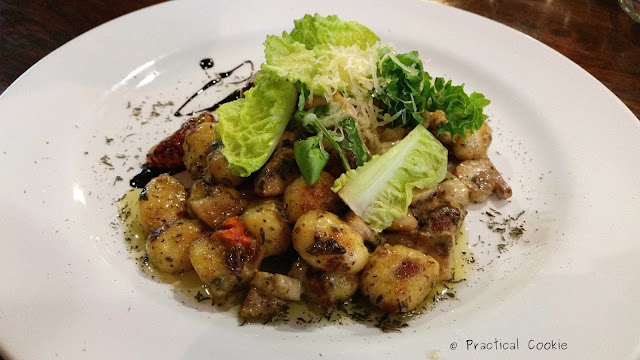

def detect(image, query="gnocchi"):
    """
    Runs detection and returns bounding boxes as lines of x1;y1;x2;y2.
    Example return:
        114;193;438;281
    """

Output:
241;200;291;258
146;219;207;273
360;244;440;312
138;174;188;234
284;172;343;223
292;210;368;274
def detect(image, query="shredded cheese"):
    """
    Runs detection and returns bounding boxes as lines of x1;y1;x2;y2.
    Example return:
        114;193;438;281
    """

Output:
307;43;393;155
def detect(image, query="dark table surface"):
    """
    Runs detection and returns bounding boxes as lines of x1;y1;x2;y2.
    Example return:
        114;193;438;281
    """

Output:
1;0;639;120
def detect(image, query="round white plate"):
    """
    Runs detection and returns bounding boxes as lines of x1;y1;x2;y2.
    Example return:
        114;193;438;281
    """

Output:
1;0;639;359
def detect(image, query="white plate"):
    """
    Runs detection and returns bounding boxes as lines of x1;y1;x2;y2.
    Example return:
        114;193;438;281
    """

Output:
1;0;639;359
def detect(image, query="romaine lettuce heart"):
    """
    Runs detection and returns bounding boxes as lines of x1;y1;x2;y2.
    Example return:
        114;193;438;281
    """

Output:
332;125;447;232
262;14;381;99
215;76;297;177
289;13;379;50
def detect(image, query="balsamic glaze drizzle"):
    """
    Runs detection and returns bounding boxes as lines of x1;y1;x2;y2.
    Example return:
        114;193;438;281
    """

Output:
174;60;254;117
199;58;214;70
130;163;183;188
130;59;256;188
198;81;254;114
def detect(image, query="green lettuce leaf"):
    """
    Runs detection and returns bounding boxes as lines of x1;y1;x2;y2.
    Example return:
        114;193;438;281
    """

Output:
263;34;318;87
428;77;490;140
289;13;379;50
216;75;297;177
262;14;380;98
332;125;447;232
337;117;370;166
293;85;369;185
294;135;330;186
375;49;491;138
376;48;431;128
296;108;351;173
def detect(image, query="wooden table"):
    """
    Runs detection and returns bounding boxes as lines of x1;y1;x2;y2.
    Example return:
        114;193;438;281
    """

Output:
1;0;639;119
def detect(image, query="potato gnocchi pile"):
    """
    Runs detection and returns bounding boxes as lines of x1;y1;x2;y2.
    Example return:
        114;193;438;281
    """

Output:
127;106;511;323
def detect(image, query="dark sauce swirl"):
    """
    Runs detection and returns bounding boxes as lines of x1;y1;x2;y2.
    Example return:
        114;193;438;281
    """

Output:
199;58;214;70
174;60;254;117
130;163;183;188
130;59;255;188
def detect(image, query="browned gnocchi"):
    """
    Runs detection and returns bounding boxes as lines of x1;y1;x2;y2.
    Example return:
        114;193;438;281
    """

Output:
205;141;246;187
360;244;440;312
241;200;291;258
188;181;247;228
138;174;188;234
189;231;262;297
292;210;368;274
288;258;358;308
183;120;216;179
253;132;299;197
146;219;207;273
284;172;343;223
